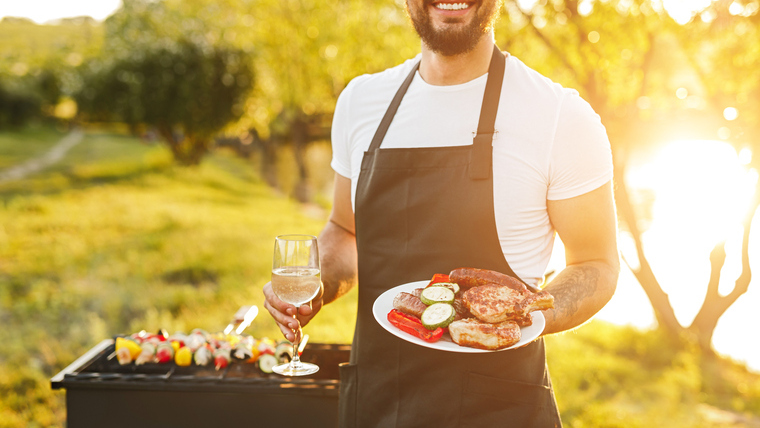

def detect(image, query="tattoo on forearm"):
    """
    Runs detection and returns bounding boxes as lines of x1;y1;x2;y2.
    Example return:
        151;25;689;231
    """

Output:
546;266;600;321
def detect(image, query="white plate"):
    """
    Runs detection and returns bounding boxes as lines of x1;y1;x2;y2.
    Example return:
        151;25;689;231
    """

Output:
372;280;545;353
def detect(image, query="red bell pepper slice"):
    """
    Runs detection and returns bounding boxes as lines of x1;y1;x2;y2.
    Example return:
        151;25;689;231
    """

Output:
387;309;444;343
426;273;450;287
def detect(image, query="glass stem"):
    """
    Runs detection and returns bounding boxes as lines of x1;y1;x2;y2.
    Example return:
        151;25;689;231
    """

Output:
290;315;302;368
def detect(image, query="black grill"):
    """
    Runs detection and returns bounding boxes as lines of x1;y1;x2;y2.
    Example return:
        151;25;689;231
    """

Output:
52;339;350;428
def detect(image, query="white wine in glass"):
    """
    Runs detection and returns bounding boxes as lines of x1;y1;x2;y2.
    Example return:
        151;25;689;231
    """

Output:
271;234;320;376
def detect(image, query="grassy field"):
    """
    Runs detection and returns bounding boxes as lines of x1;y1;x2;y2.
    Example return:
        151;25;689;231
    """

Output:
0;127;758;427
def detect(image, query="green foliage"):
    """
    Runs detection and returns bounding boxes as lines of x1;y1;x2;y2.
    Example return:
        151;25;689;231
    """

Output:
677;2;760;163
0;17;104;127
75;39;254;164
546;322;760;427
0;80;42;129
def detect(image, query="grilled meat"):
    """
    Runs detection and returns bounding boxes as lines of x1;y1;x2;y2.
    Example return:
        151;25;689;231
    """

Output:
449;267;529;293
392;292;427;318
449;318;521;350
462;284;527;323
516;290;554;315
462;284;554;324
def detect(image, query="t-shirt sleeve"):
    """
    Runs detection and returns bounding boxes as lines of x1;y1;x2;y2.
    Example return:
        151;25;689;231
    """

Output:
546;92;613;200
330;81;355;179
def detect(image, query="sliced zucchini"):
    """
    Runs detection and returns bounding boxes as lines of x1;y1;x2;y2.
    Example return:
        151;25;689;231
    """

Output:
258;353;278;373
421;303;456;330
434;282;460;295
420;286;456;305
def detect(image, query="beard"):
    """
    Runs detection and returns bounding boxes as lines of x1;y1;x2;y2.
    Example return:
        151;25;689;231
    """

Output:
406;0;503;57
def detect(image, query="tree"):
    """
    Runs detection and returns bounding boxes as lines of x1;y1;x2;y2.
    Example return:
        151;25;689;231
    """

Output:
75;39;253;165
674;0;760;351
499;0;756;354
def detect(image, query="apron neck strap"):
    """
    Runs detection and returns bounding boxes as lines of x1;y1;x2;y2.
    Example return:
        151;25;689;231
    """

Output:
367;44;507;180
368;61;420;152
470;44;506;180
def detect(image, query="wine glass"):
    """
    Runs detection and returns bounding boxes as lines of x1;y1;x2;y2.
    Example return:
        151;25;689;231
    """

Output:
271;234;321;376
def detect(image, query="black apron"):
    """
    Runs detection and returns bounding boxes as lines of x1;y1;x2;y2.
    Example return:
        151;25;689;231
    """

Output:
339;45;562;428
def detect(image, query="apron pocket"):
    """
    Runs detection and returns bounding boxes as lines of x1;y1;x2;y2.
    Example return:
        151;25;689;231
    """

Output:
338;362;358;428
460;371;560;428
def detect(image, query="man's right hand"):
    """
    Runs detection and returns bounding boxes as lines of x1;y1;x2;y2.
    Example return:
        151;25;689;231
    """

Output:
263;281;324;342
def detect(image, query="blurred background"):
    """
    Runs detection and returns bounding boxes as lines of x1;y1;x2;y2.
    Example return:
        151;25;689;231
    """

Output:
0;0;758;426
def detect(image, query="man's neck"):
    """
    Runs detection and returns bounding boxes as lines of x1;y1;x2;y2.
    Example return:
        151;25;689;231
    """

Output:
418;33;496;86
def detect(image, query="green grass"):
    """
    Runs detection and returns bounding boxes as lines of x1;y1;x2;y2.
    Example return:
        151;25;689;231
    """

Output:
0;126;68;169
0;127;758;427
0;128;356;427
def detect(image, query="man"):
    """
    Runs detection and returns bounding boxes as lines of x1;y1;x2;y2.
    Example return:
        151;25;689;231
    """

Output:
264;0;619;426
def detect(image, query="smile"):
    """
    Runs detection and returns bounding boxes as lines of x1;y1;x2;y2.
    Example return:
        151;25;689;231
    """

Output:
434;2;471;11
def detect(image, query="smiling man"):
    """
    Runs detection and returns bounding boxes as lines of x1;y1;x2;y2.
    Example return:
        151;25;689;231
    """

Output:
263;0;619;426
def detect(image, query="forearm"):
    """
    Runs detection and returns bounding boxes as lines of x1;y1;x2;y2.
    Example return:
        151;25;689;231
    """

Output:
318;220;358;304
541;259;619;335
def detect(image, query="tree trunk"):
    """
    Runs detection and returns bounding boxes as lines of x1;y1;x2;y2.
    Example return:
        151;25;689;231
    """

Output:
291;115;312;203
252;129;279;189
614;162;686;340
688;178;758;351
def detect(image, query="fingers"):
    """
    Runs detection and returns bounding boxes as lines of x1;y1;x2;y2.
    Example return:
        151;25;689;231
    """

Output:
262;281;298;341
297;281;324;327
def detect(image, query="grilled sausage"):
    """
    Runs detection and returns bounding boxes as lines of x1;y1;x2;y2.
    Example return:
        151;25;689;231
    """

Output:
392;292;427;318
449;267;529;293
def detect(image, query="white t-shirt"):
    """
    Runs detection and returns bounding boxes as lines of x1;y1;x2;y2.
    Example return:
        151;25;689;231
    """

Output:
331;54;613;285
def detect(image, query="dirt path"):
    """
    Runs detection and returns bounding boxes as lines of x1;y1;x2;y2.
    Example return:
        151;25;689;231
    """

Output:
0;129;84;183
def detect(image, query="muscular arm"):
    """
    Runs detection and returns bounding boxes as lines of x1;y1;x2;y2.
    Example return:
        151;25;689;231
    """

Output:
319;173;358;304
541;180;620;335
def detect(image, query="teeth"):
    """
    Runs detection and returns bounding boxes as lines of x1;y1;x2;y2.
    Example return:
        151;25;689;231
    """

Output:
435;2;469;10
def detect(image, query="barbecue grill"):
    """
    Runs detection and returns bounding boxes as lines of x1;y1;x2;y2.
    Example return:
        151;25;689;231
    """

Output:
51;339;350;428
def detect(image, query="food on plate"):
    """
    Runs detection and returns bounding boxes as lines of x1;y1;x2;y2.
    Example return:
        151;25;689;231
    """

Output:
419;286;456;305
448;319;521;350
392;291;428;318
387;309;445;342
386;269;554;350
516;290;556;315
463;284;554;324
420;303;456;330
449;267;529;293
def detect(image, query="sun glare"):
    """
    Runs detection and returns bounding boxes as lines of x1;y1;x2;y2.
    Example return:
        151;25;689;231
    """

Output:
0;0;122;24
644;140;755;245
663;0;713;24
615;139;760;371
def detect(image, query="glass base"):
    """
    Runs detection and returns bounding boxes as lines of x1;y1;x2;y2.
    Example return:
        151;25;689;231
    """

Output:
272;361;319;376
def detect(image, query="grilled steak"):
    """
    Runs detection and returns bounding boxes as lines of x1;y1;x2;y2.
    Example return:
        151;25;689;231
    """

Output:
448;318;521;350
463;284;526;323
516;290;554;314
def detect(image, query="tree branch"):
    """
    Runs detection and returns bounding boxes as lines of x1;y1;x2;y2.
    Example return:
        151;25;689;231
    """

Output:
614;165;684;336
512;3;581;84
